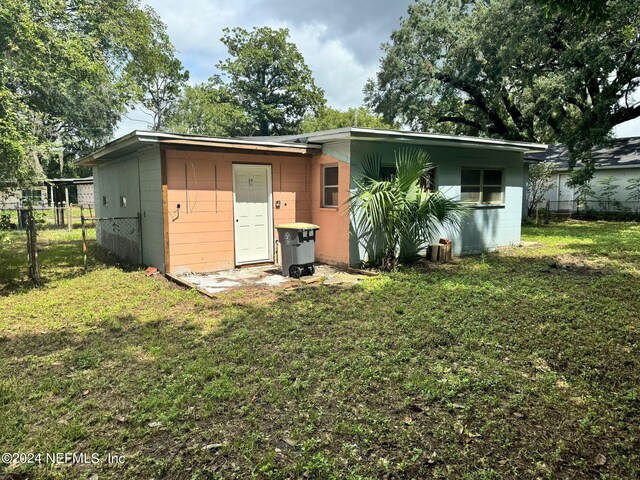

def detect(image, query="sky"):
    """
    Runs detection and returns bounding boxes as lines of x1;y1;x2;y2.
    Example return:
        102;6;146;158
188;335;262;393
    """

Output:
115;0;638;139
115;0;414;136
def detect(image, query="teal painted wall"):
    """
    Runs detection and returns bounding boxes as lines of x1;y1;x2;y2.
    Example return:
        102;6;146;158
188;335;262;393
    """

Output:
522;162;530;218
93;145;164;270
346;140;526;266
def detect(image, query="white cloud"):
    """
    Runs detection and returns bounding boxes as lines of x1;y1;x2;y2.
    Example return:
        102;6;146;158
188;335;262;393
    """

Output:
119;0;636;140
115;1;384;137
286;23;375;109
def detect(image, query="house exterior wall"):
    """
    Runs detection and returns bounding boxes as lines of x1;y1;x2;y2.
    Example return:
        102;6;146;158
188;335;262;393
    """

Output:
310;152;351;267
93;146;162;268
0;186;48;207
541;167;640;210
76;183;95;206
138;147;164;270
522;162;530;218
164;148;314;274
347;140;526;264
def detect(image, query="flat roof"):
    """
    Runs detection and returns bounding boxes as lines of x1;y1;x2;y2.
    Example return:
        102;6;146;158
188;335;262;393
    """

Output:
77;127;547;166
47;177;93;186
76;131;321;166
249;127;548;153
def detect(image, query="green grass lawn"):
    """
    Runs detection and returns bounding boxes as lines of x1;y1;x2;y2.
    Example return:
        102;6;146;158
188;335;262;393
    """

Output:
0;221;639;479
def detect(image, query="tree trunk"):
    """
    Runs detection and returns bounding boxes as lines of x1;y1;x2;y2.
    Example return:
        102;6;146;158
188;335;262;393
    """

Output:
26;208;41;284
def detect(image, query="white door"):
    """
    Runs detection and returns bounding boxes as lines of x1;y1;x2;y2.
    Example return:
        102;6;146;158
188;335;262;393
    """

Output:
233;164;273;265
558;174;575;210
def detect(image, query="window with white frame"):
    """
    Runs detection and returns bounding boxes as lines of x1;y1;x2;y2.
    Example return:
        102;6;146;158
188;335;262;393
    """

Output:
460;168;504;205
322;165;339;207
102;195;108;207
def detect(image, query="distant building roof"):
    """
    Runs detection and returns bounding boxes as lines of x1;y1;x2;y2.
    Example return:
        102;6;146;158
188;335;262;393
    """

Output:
525;137;640;170
47;177;93;186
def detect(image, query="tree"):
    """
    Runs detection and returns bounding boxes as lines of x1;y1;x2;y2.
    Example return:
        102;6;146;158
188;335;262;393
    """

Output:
535;0;612;21
626;177;640;214
164;78;251;137
127;8;189;131
575;181;596;212
0;0;177;186
217;27;325;136
365;0;640;184
300;106;397;133
592;176;622;213
527;162;556;216
350;148;467;271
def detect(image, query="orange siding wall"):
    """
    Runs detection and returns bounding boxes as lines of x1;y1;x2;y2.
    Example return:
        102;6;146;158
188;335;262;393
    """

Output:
165;148;312;273
310;155;351;267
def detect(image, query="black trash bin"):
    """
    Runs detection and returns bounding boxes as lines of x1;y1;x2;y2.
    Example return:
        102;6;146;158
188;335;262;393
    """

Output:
276;223;320;278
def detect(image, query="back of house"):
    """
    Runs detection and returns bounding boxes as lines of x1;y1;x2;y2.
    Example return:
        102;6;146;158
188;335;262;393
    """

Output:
77;128;546;274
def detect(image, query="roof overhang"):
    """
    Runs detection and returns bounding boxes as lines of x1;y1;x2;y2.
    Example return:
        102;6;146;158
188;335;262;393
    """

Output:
268;127;548;154
76;131;321;166
47;177;93;186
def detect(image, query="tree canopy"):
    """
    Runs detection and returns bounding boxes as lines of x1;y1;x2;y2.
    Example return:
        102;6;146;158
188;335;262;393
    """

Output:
365;0;640;182
300;106;397;133
0;0;180;184
216;27;326;136
127;8;189;132
164;77;250;137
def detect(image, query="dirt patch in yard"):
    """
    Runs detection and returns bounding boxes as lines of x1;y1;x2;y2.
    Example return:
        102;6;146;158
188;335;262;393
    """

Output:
546;253;610;276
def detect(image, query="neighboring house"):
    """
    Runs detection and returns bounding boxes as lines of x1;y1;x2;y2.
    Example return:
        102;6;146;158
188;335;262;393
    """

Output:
48;177;95;207
0;184;48;208
77;128;546;273
526;137;640;212
77;178;95;206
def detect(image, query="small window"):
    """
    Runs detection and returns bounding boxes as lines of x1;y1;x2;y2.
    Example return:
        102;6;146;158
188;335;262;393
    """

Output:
21;189;42;201
102;195;108;207
120;196;127;208
461;168;504;205
322;165;339;208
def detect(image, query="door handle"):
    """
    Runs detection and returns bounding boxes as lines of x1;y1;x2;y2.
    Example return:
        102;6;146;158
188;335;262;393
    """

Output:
236;219;239;222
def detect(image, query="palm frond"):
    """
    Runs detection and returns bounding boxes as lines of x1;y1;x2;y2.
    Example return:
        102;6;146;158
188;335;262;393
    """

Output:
360;154;383;182
349;147;469;269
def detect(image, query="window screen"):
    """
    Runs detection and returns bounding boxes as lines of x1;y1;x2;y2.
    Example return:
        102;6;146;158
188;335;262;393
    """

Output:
322;165;339;207
460;169;504;205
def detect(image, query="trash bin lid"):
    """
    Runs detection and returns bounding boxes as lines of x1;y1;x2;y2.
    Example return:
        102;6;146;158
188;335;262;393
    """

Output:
275;222;320;230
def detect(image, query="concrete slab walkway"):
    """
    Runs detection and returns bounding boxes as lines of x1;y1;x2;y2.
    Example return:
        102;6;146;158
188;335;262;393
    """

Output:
174;264;369;295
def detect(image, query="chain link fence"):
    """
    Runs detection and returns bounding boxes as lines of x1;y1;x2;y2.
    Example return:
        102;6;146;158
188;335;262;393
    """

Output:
532;200;640;221
81;215;142;270
0;202;95;230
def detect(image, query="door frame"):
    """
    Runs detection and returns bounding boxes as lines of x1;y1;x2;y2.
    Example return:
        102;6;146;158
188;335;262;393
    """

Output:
557;173;575;210
232;163;274;266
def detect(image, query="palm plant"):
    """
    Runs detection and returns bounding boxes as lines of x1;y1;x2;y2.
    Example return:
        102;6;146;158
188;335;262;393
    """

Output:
350;148;468;271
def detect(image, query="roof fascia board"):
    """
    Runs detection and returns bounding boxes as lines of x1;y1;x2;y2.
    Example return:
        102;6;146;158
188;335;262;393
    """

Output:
77;130;321;166
350;135;545;154
141;131;321;150
349;128;547;152
277;127;547;152
159;139;319;154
